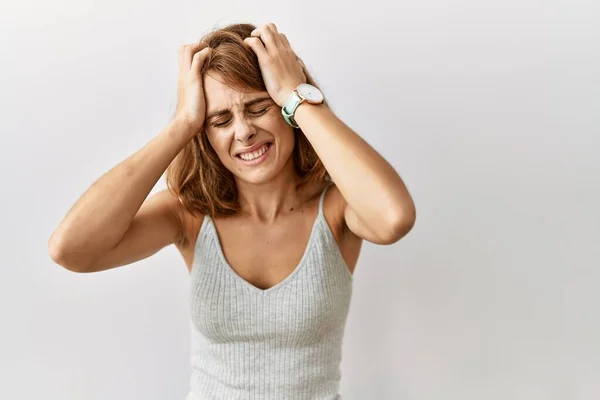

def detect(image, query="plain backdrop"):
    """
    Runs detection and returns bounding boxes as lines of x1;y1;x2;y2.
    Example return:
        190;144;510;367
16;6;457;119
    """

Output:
1;0;599;399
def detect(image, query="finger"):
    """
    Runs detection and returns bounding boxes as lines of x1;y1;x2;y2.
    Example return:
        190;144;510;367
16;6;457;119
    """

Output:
179;44;198;73
279;33;291;48
251;25;280;52
182;43;203;71
266;23;285;51
266;23;279;34
244;36;269;59
191;47;212;77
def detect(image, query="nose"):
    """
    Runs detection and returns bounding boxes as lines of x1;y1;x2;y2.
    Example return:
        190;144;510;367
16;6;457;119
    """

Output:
233;116;257;144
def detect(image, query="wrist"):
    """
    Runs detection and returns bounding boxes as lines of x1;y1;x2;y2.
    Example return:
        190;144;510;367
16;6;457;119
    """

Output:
168;117;203;141
294;101;327;120
281;83;325;128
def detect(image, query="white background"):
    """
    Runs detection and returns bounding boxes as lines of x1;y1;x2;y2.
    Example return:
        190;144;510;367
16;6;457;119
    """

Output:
1;0;599;399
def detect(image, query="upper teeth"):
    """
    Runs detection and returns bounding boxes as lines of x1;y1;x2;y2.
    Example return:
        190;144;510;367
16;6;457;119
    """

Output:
239;144;269;161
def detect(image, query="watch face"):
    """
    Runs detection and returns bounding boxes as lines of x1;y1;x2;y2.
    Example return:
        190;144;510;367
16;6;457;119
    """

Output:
297;83;324;103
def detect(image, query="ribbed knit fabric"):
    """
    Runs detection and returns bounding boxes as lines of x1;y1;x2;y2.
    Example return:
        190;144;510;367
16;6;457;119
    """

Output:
187;184;354;400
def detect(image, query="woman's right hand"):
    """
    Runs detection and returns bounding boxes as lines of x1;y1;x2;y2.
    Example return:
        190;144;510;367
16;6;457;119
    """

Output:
174;43;212;134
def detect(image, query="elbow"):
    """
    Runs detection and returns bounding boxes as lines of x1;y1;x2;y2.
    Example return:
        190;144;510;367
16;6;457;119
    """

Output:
48;234;92;273
380;206;416;245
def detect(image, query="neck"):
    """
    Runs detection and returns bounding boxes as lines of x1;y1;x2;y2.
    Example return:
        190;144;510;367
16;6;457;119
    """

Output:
235;159;303;222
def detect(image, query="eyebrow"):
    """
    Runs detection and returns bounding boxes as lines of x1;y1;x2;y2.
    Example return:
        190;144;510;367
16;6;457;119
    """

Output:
206;96;274;121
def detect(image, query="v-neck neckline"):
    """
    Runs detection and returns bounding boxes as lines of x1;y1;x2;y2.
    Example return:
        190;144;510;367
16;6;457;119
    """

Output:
204;212;323;296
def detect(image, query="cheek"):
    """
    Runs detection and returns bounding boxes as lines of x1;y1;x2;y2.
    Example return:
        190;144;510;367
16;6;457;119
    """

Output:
277;130;296;157
267;113;295;144
206;133;233;160
207;132;226;154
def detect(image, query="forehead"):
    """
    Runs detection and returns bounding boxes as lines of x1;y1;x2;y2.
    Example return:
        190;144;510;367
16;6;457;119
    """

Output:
203;73;269;113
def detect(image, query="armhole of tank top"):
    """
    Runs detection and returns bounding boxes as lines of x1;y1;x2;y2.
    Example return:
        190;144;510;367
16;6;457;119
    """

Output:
318;182;355;281
190;215;210;274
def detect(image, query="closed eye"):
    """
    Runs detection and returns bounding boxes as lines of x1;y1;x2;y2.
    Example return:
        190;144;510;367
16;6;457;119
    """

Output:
213;108;270;128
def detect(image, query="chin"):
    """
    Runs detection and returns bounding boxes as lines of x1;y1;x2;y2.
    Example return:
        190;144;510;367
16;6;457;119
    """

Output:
235;171;278;186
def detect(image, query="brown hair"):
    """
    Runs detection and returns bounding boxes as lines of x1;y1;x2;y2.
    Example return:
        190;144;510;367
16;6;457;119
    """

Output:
166;23;330;217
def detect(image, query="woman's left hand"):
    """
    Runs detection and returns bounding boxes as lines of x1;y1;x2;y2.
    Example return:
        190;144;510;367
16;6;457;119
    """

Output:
244;23;307;108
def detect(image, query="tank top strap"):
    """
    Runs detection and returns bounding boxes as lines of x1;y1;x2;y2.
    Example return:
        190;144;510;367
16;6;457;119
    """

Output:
199;214;211;237
318;182;335;215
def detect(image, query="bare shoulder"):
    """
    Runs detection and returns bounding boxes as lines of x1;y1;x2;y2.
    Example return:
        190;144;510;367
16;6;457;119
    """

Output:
134;187;204;273
174;203;205;273
146;188;190;247
321;182;363;274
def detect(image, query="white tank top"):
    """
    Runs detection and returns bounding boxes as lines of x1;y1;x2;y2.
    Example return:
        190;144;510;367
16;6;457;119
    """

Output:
187;184;354;399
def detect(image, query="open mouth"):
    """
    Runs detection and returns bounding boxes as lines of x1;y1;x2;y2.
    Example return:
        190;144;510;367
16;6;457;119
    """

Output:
236;142;272;164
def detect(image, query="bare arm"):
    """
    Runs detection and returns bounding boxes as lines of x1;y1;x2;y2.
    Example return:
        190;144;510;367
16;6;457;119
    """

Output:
48;43;212;272
48;119;194;272
294;104;416;245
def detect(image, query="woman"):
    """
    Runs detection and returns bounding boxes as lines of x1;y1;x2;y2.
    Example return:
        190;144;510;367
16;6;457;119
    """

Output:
49;22;416;400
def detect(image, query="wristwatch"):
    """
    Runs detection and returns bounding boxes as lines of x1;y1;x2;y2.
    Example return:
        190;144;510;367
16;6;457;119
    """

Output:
281;83;325;128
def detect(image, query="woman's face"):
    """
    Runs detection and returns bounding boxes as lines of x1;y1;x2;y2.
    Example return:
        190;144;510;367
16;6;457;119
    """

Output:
202;73;296;185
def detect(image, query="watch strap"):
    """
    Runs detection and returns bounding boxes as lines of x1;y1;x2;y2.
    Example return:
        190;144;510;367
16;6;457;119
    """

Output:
281;90;303;128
